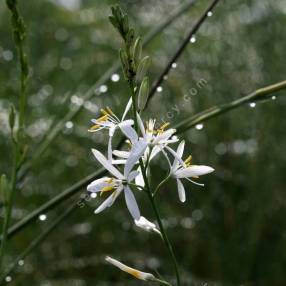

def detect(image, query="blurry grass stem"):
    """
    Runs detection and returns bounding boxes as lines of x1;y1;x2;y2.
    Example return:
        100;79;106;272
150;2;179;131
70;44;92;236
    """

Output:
0;0;28;273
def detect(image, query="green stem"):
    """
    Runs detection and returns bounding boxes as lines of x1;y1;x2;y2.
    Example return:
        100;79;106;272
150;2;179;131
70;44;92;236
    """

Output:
0;143;18;272
175;80;286;134
127;74;181;285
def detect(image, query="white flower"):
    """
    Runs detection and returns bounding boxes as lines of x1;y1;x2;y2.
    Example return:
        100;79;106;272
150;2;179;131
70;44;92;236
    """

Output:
168;140;214;202
136;113;178;148
113;114;179;187
87;139;147;220
105;256;155;281
135;216;161;235
89;98;138;160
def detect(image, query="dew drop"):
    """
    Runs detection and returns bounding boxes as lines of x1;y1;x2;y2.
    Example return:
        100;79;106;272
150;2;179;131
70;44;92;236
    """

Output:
171;62;177;69
156;86;163;93
195;123;204;130
207;11;213;17
99;85;108;93
39;214;47;221
190;36;196;43
111;73;120;82
249;102;256;108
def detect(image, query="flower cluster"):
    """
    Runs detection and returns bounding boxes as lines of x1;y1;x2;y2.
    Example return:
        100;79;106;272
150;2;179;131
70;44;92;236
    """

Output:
87;99;214;223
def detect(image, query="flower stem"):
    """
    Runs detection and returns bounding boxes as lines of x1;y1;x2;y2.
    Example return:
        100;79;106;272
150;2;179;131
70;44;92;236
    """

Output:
127;77;181;285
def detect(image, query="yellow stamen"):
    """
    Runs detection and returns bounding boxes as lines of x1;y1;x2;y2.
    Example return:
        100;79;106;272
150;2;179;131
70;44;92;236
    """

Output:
159;122;170;131
106;106;115;116
101;109;109;116
184;155;192;164
97;114;109;122
100;186;114;196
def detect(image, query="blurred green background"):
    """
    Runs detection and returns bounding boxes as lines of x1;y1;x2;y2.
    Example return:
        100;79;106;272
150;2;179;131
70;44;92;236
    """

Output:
0;0;286;285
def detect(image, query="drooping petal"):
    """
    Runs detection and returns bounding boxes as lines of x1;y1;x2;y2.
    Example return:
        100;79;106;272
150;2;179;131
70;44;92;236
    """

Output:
122;97;133;121
105;256;155;281
124;185;140;220
92;149;124;180
124;139;148;177
172;140;185;171
177;179;186;202
94;185;123;214
175;165;214;179
119;120;138;144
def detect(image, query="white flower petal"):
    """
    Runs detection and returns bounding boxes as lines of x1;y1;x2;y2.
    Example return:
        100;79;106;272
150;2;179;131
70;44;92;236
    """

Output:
136;112;146;138
87;177;112;193
105;256;155;281
127;170;140;182
94;185;123;214
153;129;176;145
113;150;130;159
135;216;161;234
172;140;185;171
124;186;140;220
175;165;214;179
177;179;186;202
119;121;138;144
135;167;145;188
92;149;124;180
166;146;185;167
108;136;113;162
124;139;148;177
112;159;127;165
122;97;132;121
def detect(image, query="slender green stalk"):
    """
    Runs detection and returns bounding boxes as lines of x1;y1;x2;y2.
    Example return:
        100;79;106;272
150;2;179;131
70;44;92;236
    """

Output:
0;0;28;272
175;80;286;134
0;202;77;284
127;71;181;285
147;0;221;106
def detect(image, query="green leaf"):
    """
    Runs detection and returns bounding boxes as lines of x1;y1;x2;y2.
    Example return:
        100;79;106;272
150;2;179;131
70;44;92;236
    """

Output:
138;77;150;110
9;105;16;131
132;37;142;69
136;56;151;83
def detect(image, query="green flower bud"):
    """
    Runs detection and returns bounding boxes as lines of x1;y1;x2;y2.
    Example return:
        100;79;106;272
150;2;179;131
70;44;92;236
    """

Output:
138;77;150;111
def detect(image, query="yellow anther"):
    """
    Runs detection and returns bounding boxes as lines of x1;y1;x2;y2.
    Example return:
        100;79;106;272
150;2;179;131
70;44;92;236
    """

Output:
97;114;109;122
184;155;192;166
106;106;115;116
101;109;109;116
100;186;114;196
159;122;170;130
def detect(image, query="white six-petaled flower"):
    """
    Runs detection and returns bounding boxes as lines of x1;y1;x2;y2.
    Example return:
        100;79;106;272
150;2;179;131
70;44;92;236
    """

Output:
167;140;214;202
87;139;147;220
88;98;138;161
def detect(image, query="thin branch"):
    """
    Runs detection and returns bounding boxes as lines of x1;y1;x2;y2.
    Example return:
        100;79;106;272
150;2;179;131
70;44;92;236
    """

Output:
175;79;286;134
147;0;221;105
